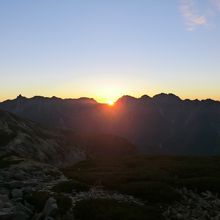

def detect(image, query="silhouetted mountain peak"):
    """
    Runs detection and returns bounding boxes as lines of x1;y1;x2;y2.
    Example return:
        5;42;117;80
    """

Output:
140;95;151;99
77;97;97;104
139;95;151;103
51;96;61;100
201;98;219;106
13;95;97;105
116;95;137;104
153;93;181;103
16;94;27;100
32;96;48;100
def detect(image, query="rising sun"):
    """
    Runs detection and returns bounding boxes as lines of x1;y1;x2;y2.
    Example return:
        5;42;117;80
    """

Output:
107;100;114;106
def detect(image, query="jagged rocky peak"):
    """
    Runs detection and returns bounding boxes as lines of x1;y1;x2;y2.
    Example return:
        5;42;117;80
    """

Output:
76;97;97;104
32;95;48;100
116;95;138;104
153;93;181;103
201;98;219;106
139;95;151;102
30;96;63;104
16;94;27;100
51;96;62;100
140;94;151;99
14;95;97;104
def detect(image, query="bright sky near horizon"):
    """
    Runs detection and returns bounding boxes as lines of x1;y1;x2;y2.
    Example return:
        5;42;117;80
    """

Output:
0;0;220;103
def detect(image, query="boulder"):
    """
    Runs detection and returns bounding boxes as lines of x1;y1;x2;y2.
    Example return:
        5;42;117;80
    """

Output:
11;189;23;199
36;197;58;219
0;194;10;208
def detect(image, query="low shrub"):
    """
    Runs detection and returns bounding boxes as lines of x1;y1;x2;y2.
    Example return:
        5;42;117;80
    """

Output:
74;199;164;220
181;177;220;193
117;181;181;203
55;194;73;215
24;190;50;212
52;180;90;193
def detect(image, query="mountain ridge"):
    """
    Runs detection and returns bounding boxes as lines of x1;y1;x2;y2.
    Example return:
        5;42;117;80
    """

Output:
1;93;220;155
2;93;219;104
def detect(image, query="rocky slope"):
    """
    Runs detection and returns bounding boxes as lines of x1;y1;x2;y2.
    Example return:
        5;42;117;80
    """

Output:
0;110;137;219
0;110;86;167
0;110;136;165
0;110;85;219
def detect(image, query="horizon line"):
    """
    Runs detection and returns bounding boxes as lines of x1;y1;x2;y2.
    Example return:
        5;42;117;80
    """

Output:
1;93;220;104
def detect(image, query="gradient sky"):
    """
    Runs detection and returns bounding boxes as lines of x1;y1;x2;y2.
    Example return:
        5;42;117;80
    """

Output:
1;0;220;103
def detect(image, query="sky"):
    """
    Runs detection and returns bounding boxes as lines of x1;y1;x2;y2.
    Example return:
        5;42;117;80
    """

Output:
0;0;220;103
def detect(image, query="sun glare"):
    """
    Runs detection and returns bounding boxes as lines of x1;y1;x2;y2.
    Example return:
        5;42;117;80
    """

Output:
107;100;114;106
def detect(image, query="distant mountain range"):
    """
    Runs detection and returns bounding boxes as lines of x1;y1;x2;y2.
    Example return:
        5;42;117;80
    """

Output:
1;93;220;155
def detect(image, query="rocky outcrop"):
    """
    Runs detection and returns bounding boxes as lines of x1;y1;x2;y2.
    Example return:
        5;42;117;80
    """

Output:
0;110;86;167
0;160;67;219
163;188;220;219
0;110;86;219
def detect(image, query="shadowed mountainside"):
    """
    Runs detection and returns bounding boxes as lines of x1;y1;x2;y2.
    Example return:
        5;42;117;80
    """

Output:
0;109;86;167
0;110;137;219
1;93;220;155
0;110;136;167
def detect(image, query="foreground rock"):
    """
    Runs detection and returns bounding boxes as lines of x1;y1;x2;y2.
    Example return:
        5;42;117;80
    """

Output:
0;159;67;219
164;188;220;219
